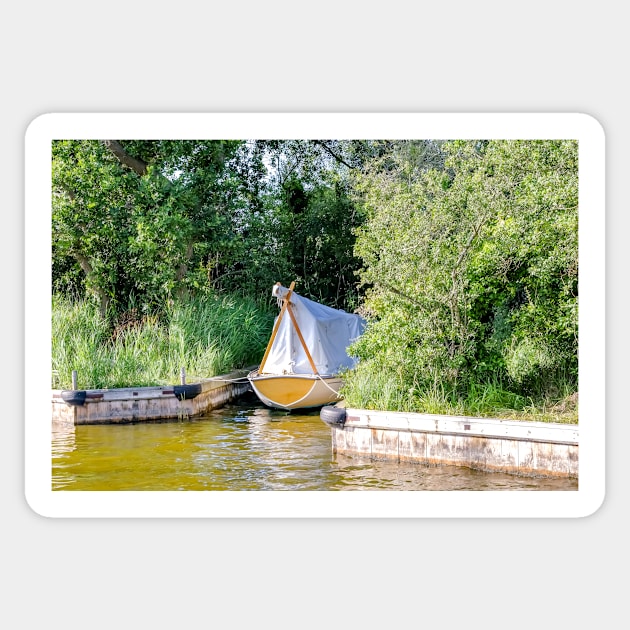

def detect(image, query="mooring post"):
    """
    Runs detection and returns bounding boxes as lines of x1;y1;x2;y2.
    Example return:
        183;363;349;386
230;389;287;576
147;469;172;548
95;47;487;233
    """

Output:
72;370;78;390
180;367;186;385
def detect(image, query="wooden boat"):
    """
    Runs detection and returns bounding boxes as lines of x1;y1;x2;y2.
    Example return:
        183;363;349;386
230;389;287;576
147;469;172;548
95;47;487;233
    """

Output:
247;282;365;410
247;370;344;410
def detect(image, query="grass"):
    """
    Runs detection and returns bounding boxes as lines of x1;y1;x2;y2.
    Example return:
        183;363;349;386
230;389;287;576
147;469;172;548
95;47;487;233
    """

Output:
52;293;275;390
340;367;578;424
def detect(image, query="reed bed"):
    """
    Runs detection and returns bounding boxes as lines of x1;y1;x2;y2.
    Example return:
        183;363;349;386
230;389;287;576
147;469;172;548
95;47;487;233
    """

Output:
340;367;578;424
52;293;275;390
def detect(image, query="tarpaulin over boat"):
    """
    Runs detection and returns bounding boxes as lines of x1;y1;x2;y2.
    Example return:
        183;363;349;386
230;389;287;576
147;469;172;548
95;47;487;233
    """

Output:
261;284;365;376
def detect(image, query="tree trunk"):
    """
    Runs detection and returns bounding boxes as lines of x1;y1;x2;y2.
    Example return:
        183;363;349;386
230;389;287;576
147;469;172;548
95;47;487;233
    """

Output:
75;252;110;318
102;140;148;176
174;241;194;299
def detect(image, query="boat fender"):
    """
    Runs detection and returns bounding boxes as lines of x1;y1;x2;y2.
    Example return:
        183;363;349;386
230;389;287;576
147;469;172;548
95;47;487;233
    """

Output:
173;383;202;400
320;405;347;427
60;390;87;406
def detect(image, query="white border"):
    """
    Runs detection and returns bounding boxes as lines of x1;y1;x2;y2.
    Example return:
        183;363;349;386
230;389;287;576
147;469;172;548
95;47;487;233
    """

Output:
25;113;605;518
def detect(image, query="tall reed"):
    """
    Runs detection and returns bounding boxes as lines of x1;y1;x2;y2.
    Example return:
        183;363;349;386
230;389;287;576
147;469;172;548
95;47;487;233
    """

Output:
340;365;578;424
52;293;274;390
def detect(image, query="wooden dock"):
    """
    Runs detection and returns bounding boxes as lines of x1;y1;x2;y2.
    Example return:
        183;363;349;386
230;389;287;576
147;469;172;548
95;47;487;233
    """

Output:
52;368;253;425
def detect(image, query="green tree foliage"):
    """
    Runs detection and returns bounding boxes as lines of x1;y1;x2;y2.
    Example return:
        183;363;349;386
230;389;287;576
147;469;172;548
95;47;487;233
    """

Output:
53;139;365;317
347;139;578;407
212;140;365;309
52;139;242;317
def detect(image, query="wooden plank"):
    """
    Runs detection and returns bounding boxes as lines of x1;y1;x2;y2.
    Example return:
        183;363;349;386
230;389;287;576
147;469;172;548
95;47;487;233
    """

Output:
258;281;295;374
286;301;319;375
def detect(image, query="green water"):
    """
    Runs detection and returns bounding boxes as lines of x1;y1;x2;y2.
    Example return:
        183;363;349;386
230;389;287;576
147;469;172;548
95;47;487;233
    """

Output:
52;397;578;491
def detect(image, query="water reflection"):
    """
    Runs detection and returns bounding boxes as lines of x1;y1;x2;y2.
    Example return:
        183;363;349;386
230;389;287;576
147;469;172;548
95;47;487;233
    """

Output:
52;398;578;491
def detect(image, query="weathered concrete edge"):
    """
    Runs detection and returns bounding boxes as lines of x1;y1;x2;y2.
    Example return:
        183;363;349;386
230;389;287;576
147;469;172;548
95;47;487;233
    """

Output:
331;408;579;478
343;409;579;444
51;368;254;425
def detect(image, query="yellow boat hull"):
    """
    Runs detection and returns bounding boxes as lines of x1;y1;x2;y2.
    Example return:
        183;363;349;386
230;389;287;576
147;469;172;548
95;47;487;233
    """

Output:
247;370;343;410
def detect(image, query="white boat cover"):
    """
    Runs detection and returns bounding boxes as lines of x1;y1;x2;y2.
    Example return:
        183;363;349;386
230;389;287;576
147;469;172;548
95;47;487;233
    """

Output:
261;284;366;376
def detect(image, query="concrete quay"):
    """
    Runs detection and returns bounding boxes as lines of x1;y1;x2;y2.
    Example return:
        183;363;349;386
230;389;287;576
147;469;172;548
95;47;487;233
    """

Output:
330;408;578;479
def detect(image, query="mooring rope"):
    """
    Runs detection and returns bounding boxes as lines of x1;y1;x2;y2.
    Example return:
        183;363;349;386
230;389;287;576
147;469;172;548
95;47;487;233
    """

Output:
181;375;251;384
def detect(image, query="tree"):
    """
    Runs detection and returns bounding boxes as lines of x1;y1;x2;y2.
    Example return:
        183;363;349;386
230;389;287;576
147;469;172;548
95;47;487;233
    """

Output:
210;140;366;309
52;139;243;317
349;139;578;404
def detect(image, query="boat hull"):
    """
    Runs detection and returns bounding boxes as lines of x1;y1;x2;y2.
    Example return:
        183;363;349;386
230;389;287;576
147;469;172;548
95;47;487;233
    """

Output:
247;370;343;410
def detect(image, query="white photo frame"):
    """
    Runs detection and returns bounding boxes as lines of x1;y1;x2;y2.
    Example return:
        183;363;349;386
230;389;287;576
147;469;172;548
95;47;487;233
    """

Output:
25;112;605;518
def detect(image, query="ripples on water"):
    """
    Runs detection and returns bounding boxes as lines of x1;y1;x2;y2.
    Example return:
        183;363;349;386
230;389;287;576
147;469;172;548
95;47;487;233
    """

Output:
52;397;578;492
